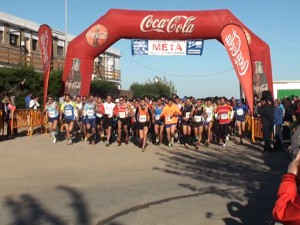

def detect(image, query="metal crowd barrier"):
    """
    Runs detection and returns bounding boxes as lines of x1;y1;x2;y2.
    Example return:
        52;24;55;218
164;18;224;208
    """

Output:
10;109;48;137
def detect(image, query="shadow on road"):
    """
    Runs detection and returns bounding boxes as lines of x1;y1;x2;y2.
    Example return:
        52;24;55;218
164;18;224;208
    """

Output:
4;185;94;225
153;142;289;225
4;194;66;225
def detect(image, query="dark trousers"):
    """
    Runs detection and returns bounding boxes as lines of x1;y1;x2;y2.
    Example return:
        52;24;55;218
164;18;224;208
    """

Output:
219;123;229;141
262;124;273;152
274;124;283;151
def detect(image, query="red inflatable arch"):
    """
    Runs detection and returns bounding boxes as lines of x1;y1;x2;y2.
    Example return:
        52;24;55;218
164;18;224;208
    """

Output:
63;9;273;114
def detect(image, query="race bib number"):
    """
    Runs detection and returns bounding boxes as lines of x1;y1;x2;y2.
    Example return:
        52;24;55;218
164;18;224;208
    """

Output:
119;112;126;118
207;112;212;119
194;115;202;122
96;113;102;118
139;115;147;122
185;112;190;119
155;115;161;120
166;116;172;122
48;111;55;118
236;109;244;116
65;109;72;116
87;109;94;117
221;113;228;120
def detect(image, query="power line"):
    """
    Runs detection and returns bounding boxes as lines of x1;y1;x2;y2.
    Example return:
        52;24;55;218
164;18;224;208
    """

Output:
123;53;234;78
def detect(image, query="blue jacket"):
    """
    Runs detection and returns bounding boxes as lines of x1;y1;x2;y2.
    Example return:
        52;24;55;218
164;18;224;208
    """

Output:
274;106;283;125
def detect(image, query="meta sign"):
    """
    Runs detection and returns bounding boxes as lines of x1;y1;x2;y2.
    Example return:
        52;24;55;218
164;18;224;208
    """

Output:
131;39;204;56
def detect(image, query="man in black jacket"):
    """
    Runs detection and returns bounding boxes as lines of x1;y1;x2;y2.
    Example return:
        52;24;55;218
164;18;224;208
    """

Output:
258;98;274;152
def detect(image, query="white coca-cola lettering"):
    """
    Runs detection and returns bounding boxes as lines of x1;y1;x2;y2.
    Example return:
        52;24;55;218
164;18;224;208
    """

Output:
225;29;249;76
140;15;196;34
86;30;108;40
40;30;49;72
65;81;81;90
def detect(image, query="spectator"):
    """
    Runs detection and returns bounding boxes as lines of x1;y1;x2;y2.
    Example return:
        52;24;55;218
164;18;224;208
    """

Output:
274;99;284;151
6;97;16;137
273;152;300;224
29;96;40;110
258;98;274;152
25;93;32;109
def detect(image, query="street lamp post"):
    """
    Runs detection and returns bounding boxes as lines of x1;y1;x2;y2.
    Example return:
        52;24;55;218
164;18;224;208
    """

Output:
65;0;68;56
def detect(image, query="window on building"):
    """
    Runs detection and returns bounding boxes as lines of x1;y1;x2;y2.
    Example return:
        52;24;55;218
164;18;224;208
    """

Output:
10;34;18;46
32;39;38;51
57;46;64;57
0;31;3;43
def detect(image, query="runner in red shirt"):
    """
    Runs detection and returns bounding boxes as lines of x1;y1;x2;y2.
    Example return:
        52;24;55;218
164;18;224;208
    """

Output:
215;97;233;147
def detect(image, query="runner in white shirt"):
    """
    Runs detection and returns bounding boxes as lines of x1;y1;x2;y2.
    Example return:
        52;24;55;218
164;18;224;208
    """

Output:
103;95;116;147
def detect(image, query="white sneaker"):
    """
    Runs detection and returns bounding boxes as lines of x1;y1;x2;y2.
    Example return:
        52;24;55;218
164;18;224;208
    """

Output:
155;137;159;143
171;137;174;145
52;137;57;143
226;135;230;141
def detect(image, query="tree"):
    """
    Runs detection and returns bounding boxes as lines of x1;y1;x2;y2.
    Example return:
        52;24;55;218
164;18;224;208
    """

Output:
90;80;119;99
130;76;176;99
0;67;63;108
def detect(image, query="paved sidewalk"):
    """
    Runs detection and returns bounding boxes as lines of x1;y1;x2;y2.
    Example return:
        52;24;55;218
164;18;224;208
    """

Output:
0;134;289;225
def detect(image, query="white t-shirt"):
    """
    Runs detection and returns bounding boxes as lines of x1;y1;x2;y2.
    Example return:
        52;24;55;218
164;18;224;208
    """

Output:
103;102;116;118
29;100;40;110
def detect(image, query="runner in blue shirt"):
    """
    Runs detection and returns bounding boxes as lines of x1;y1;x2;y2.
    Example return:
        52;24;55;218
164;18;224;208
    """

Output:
233;99;249;145
83;95;97;145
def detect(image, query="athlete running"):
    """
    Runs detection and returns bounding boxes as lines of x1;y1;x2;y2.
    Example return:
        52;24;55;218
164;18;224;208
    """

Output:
135;98;152;151
233;99;250;145
161;98;181;147
203;98;215;146
83;95;97;145
192;99;204;148
44;96;60;143
153;98;165;146
60;94;77;145
182;97;195;148
215;97;233;147
115;96;131;146
103;95;116;147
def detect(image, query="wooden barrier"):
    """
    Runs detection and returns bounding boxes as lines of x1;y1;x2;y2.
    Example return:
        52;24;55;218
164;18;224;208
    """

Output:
0;110;4;136
10;109;31;135
30;110;48;136
252;117;264;142
10;109;48;136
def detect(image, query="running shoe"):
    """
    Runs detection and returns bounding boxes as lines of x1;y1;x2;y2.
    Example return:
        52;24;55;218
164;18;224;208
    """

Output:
67;140;73;145
52;137;57;143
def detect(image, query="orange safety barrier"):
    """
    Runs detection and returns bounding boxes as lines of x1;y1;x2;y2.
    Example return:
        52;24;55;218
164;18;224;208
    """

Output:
10;109;48;136
252;117;264;142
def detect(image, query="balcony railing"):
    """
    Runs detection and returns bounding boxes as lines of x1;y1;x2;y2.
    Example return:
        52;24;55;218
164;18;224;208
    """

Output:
0;45;121;81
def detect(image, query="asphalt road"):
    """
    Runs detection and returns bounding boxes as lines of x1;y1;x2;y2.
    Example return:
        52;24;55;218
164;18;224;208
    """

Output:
0;134;288;225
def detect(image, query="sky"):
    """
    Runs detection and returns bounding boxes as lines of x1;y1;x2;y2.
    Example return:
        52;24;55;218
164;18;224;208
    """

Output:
1;0;299;98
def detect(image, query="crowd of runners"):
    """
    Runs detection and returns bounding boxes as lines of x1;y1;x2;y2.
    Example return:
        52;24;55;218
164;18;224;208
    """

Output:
44;93;252;151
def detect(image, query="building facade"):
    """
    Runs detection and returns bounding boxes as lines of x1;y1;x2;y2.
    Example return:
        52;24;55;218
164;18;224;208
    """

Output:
0;12;121;85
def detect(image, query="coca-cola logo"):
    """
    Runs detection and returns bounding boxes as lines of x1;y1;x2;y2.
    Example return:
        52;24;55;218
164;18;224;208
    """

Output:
40;30;50;72
224;28;249;76
140;15;196;34
86;24;108;47
65;81;81;90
